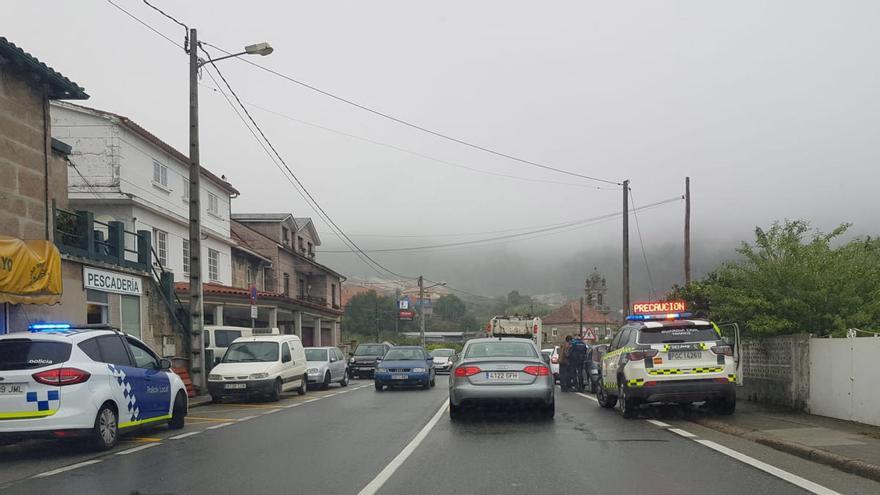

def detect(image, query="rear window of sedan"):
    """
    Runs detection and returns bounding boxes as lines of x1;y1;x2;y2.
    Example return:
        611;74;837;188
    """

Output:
464;342;538;359
0;340;72;370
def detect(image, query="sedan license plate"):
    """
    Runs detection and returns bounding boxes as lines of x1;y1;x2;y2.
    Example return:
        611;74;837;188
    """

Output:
391;374;408;380
667;351;702;360
0;384;25;395
224;383;246;389
487;372;519;380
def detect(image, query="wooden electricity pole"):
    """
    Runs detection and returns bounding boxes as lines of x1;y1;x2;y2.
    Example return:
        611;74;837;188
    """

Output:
622;180;630;314
685;176;691;284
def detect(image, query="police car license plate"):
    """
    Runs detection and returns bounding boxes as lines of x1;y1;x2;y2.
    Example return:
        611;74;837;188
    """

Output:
391;374;408;380
224;383;246;389
487;372;518;380
0;384;25;395
668;351;702;360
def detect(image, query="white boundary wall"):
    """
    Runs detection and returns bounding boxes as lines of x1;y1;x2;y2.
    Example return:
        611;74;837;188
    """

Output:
809;335;880;427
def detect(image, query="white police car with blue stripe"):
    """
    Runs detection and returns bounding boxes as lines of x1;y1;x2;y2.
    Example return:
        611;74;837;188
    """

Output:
0;323;188;450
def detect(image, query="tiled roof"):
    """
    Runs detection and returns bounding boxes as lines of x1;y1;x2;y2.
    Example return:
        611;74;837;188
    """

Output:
0;37;88;99
53;102;238;195
542;300;616;325
232;213;293;222
174;282;343;315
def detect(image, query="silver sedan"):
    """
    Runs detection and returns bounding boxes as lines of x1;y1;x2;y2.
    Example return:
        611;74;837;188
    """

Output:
448;337;554;420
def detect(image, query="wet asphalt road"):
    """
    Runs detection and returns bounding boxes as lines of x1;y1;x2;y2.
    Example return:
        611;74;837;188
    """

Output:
1;377;879;494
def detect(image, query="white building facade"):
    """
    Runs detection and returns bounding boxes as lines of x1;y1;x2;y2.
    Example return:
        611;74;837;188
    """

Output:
50;102;238;286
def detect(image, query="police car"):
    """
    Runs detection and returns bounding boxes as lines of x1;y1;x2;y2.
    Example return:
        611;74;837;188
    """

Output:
0;323;188;450
597;301;736;418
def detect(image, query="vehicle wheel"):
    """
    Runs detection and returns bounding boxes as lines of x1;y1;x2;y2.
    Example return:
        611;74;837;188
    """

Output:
449;402;462;421
375;382;384;392
430;376;436;387
91;403;118;451
619;383;639;419
539;401;555;420
352;373;359;380
597;378;617;408
322;372;331;390
211;395;223;404
340;373;349;387
711;397;736;415
270;379;282;402
168;392;186;430
421;379;430;390
297;374;307;395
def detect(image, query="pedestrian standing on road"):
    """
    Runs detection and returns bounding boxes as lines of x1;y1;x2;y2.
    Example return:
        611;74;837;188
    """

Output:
568;335;587;392
559;335;572;392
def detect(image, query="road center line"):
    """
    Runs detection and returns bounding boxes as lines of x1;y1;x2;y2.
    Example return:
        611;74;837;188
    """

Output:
645;419;671;427
668;428;698;438
169;431;201;440
576;392;599;403
357;400;449;495
694;439;841;495
116;443;161;455
33;459;102;478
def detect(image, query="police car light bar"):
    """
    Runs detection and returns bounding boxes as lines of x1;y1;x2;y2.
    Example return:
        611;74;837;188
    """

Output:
626;312;693;321
28;323;73;331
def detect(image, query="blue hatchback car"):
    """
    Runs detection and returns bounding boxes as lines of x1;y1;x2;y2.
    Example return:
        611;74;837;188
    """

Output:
374;346;436;391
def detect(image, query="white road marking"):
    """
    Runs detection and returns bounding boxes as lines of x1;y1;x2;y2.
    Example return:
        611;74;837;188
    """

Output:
283;403;301;408
262;408;281;415
33;459;102;478
645;419;671;427
694;439;842;495
207;422;231;430
668;428;698;438
169;431;201;440
237;415;258;422
576;392;599;403
116;443;161;455
357;400;449;495
304;398;320;403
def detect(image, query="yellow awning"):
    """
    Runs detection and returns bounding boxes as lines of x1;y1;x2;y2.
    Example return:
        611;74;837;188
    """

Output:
0;236;62;305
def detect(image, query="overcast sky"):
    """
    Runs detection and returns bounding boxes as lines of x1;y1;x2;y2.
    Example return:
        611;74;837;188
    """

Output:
6;1;880;296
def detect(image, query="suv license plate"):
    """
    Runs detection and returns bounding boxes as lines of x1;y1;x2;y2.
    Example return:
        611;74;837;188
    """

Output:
391;374;408;380
224;383;246;389
668;351;702;360
487;372;519;380
0;384;25;395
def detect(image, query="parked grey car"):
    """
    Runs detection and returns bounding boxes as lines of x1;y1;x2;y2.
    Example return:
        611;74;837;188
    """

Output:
306;347;349;389
448;337;554;421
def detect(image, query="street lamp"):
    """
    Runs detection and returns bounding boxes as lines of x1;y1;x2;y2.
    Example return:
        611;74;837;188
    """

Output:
187;28;272;392
417;276;446;347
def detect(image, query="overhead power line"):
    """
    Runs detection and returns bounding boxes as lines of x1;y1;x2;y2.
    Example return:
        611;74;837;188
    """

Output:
323;196;682;254
199;40;622;186
629;188;657;299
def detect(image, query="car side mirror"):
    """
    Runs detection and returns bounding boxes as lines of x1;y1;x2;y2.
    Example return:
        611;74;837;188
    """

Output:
214;357;222;365
542;354;551;365
159;358;172;370
376;358;382;363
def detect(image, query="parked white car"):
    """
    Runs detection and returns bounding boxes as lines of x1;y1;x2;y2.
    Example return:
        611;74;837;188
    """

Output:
430;348;456;374
207;335;307;402
541;346;560;382
204;326;280;373
306;347;349;389
0;324;188;451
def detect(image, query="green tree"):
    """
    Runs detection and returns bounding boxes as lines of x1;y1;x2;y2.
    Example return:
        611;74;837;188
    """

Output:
342;291;408;340
434;294;467;321
669;220;880;337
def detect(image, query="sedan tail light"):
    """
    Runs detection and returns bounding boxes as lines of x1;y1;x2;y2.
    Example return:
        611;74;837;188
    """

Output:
626;349;659;361
711;345;734;357
32;367;91;386
454;366;481;377
523;365;550;376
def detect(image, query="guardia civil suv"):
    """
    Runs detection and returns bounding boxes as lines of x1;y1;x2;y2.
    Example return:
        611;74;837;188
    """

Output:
597;315;736;418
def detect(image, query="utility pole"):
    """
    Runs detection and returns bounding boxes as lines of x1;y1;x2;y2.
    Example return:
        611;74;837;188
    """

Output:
418;275;425;347
394;288;400;335
684;176;691;285
579;296;584;337
187;28;205;392
375;296;380;343
622;179;630;315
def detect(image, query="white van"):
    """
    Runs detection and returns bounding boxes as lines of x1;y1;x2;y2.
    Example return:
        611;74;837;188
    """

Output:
204;326;281;373
207;335;308;402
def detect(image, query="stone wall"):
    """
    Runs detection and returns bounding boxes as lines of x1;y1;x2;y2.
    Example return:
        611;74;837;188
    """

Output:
0;63;68;240
740;333;811;410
